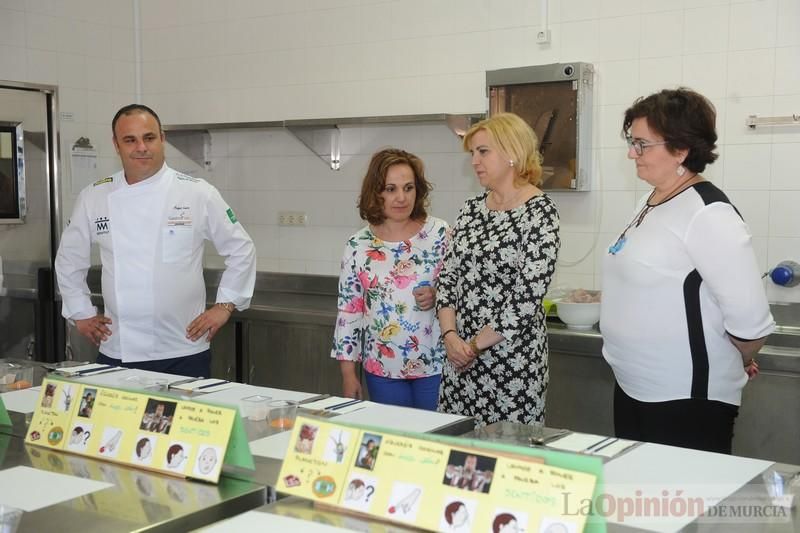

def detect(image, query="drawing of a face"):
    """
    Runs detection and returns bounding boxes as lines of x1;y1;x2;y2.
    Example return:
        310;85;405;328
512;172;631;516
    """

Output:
451;503;468;527
492;513;519;533
70;427;82;445
346;479;366;501
69;427;90;446
197;447;217;475
444;500;471;529
136;438;152;461
167;444;186;469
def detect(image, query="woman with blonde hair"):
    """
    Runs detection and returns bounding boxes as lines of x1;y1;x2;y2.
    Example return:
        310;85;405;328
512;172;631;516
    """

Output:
437;112;560;427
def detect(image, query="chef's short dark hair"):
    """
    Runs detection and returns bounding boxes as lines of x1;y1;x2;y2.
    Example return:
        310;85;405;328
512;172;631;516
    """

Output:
112;104;163;136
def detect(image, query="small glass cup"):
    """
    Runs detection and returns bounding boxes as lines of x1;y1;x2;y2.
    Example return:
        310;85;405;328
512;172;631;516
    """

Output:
240;395;271;421
0;363;34;392
267;399;298;430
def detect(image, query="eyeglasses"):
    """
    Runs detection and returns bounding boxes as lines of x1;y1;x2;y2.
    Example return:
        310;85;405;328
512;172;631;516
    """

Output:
625;135;668;156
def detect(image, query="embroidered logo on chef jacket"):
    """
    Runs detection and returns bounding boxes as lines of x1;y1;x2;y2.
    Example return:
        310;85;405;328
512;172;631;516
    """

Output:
175;173;199;183
93;176;113;187
226;208;238;224
167;204;192;227
94;216;110;235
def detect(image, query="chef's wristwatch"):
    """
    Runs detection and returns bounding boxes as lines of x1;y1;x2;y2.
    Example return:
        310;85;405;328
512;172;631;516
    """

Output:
217;302;235;313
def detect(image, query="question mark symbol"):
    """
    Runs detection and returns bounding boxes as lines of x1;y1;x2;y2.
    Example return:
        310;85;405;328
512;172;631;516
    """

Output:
83;431;91;444
365;485;375;502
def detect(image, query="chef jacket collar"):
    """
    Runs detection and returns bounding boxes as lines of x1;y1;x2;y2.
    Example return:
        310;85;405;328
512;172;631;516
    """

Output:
123;162;169;190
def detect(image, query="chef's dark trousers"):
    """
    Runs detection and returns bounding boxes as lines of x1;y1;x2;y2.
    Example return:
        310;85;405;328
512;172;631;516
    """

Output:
97;349;211;378
613;382;738;454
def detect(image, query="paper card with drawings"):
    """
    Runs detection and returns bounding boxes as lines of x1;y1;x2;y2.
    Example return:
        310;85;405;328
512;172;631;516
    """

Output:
25;377;250;484
278;415;602;532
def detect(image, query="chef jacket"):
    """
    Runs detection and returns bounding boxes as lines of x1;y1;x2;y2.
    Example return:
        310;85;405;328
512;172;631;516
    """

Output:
56;163;256;362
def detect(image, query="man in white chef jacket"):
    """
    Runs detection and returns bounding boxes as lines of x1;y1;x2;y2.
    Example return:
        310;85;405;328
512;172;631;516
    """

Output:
55;104;256;377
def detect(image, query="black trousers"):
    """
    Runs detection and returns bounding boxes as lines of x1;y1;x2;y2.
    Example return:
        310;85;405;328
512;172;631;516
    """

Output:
613;383;739;454
97;349;211;378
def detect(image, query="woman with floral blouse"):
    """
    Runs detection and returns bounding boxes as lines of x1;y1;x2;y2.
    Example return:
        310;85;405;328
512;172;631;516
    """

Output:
331;148;450;410
437;113;560;427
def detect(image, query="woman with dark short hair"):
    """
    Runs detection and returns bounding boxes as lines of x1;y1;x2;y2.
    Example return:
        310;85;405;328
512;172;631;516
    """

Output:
331;148;449;410
601;88;774;453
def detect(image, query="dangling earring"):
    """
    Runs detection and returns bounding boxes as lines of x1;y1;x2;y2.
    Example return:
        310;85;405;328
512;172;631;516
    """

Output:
508;160;515;167
676;164;686;177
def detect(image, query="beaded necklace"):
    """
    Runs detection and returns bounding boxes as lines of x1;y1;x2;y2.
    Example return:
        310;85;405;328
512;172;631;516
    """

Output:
608;174;698;255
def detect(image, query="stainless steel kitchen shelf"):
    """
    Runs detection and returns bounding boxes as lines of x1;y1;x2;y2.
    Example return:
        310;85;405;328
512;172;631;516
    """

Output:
163;121;284;131
162;113;484;132
163;113;485;170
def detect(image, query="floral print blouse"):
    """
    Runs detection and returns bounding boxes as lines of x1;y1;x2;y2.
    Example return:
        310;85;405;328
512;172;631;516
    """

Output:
331;217;450;379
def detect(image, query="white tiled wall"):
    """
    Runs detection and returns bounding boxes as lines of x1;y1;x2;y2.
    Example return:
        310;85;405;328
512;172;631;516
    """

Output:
3;1;799;301
0;0;137;222
165;123;483;275
142;0;800;299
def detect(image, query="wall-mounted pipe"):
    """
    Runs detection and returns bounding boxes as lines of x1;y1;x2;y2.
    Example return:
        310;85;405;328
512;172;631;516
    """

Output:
133;0;142;103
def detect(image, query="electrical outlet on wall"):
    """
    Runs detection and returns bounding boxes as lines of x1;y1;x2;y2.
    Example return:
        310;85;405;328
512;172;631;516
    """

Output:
278;211;308;226
536;29;551;44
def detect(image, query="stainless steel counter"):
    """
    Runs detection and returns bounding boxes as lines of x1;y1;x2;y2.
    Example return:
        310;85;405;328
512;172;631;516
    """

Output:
69;267;800;367
0;361;475;532
546;320;800;375
0;436;265;533
0;362;267;532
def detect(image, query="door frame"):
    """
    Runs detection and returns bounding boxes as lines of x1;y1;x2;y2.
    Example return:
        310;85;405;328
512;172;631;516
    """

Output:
0;80;61;361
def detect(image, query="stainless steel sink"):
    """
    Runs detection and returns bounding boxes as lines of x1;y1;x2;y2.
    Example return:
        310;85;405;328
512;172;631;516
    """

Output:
768;303;800;349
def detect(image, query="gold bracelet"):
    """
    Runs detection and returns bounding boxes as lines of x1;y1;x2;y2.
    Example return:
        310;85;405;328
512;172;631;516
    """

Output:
217;302;235;314
469;337;483;355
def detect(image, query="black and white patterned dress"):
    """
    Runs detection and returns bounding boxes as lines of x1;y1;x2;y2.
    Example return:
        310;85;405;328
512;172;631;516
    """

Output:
436;192;560;427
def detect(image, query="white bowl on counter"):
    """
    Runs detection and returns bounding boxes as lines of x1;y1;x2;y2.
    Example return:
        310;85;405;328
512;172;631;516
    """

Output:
555;301;600;330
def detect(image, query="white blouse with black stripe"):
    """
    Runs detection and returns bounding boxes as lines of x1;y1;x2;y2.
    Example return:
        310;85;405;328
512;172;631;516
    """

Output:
600;182;774;406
